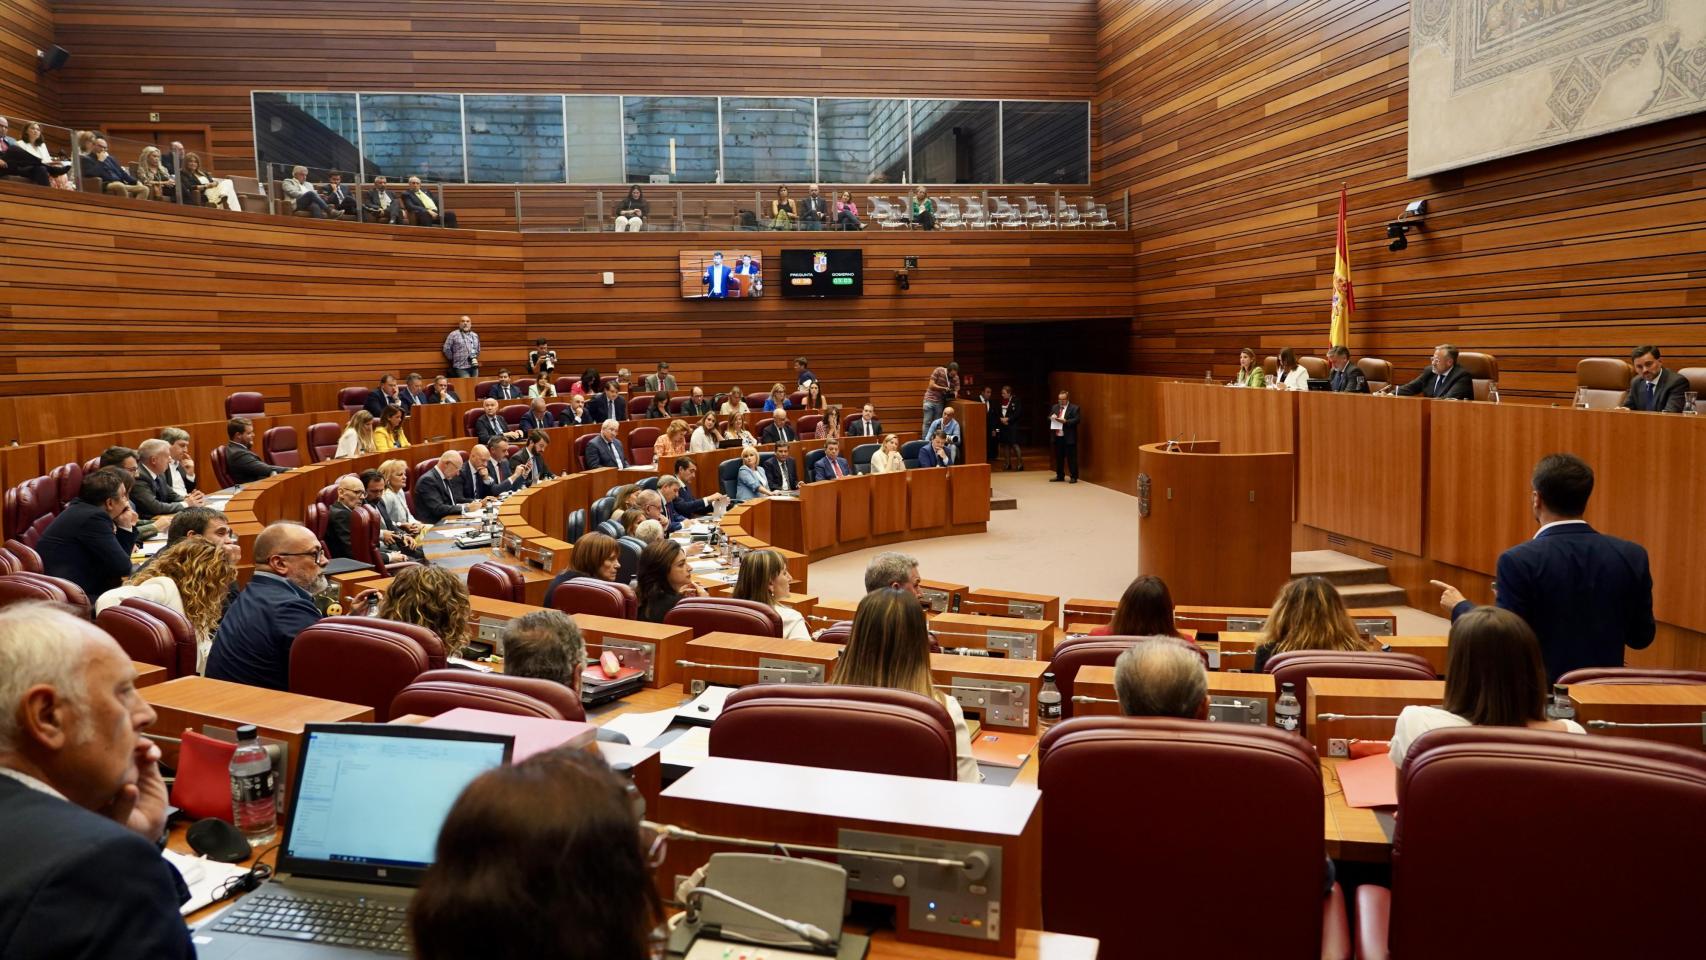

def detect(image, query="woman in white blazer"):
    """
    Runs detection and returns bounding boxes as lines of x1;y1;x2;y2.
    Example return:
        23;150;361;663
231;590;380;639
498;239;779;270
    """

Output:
869;434;907;474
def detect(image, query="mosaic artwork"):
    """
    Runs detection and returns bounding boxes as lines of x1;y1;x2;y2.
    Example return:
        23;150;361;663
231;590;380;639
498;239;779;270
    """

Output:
1408;0;1706;177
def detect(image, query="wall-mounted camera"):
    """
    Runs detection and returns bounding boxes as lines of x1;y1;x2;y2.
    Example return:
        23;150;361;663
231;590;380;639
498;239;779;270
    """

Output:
1387;199;1427;252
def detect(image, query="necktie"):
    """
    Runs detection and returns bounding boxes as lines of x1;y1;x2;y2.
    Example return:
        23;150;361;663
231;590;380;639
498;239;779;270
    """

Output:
612;442;625;469
1648;380;1658;410
154;472;168;499
831;458;843;478
1434;374;1444;397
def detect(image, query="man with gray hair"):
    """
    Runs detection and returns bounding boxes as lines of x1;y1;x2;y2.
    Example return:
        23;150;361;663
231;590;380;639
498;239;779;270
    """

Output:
131;437;205;518
413;449;468;523
1393;343;1472;400
1113;637;1211;720
159;426;198;497
584;419;629;469
0;603;196;958
501;610;585;693
864;551;922;597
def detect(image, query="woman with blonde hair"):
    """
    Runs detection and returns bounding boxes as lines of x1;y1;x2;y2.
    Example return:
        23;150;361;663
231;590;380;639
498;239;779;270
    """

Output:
835;588;980;782
379;564;473;658
608;484;640;523
1252;575;1377;672
334;410;377;458
869;434;906;474
727;411;757;448
653;418;690;460
731;548;809;641
375;459;424;531
135;145;174;201
763;382;791;412
95;538;237;674
719;386;749;417
733;446;770;501
373;405;411;451
689;410;724;453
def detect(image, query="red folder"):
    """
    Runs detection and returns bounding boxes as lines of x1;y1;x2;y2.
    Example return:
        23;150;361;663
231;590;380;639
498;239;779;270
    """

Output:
423;708;597;761
1337;752;1399;808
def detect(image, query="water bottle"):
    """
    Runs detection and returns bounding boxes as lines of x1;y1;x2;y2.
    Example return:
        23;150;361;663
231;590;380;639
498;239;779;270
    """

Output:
1487;381;1500;404
1573;387;1588;410
1038;672;1062;727
230;724;277;846
1685;391;1699;416
1274;682;1301;733
1204;370;1213;385
1545;685;1575;722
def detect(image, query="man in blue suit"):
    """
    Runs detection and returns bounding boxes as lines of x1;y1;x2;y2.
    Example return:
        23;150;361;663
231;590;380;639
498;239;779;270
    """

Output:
584;420;629;469
1432;453;1654;682
812;437;852;481
701;251;736;299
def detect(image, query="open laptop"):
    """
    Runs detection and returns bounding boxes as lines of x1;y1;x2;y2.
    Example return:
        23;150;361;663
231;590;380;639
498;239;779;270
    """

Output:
193;723;513;958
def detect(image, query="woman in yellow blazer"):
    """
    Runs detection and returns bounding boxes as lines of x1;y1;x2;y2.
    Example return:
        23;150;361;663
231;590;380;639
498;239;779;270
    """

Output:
1231;346;1266;388
374;405;411;452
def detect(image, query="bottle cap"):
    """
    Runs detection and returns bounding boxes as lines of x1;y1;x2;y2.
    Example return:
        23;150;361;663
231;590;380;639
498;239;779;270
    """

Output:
1042;671;1056;682
1280;681;1295;693
236;723;259;741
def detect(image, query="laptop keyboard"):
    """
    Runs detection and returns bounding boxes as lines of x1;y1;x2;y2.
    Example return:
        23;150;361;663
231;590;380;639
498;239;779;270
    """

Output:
212;891;409;954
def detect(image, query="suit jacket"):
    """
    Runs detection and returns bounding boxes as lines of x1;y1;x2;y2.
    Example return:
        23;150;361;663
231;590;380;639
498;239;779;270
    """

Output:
1329;364;1370;394
584;436;628;470
324;182;355;207
460;459;513;500
760;421;798;445
1451;522;1655;682
812;455;852;481
680;398;715;418
430;387;460;404
225;440;285;484
798;194;830;223
587;394;627;423
402;189;440;215
509;449;554;485
130;465;185;518
38;500;138;601
95;153;137;185
1395;364;1474;400
642;373;678;391
520;410;556;432
1621;368;1690;413
280;177;317;201
488;382;523;401
995;400;1020;440
0;776;194;960
413;467;466;523
205;571;323;691
763;457;798;492
702;264;736;298
405;388;435;407
1051;403;1081;444
671;483;716;520
474;413;516;446
327;500;356;559
846;416;883;437
364;387;413;418
918;445;951;468
558;407;596;427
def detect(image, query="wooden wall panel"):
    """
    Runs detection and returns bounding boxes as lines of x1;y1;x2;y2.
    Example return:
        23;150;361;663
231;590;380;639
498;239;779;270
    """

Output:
1046;371;1165;494
1095;0;1706;402
49;0;1098;163
0;0;55;123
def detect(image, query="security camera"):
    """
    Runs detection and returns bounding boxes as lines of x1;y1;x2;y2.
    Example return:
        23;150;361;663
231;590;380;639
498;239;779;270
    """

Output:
1387;200;1428;251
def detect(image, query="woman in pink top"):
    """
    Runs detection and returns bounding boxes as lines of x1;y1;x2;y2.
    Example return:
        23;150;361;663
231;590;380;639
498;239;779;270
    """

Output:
835;190;862;230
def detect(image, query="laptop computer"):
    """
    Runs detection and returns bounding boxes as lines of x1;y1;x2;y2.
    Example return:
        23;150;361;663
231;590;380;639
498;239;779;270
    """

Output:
193;723;513;958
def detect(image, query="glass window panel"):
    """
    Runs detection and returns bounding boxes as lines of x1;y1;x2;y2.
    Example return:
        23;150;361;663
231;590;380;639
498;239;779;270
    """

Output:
721;97;814;183
253;92;361;182
359;93;464;182
565;96;623;182
623;96;718;184
817;99;908;185
910;99;998;184
1002;101;1089;183
464;95;565;183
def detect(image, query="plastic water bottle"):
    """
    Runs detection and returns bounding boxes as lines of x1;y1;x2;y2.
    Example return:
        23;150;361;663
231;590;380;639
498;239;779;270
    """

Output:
1545;685;1575;722
230;724;277;847
1274;682;1301;733
1487;381;1500;404
1204;370;1214;385
1038;672;1062;727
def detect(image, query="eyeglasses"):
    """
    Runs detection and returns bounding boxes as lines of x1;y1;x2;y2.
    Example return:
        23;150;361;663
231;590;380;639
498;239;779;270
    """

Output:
273;547;327;561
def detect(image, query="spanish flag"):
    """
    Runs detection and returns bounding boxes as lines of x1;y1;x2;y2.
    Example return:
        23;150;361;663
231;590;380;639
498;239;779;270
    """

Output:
1329;183;1355;348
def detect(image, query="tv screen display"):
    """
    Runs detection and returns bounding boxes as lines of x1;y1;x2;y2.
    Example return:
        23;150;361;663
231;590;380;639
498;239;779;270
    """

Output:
780;249;863;298
680;249;763;299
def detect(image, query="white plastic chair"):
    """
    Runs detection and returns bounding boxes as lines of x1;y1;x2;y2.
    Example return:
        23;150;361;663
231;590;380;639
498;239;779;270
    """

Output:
872;197;907;229
992;197;1024;228
937;199;964;229
1022;196;1055;228
1055;197;1083;228
962;197;990;229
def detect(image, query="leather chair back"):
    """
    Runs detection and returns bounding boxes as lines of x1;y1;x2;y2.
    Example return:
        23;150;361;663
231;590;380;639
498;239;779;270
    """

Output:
2;485;17;537
21;512;56;548
900;439;926;468
49;463;84;511
803;449;827;480
547;402;570;421
407;459;440;515
337;387;370;412
851;443;878;474
1677;367;1706;413
841;413;863;434
3;538;43;574
1555;667;1706;686
636;476;659;492
209;445;235;488
391;668;586;722
628;426;660;465
349;505;402;574
1457;351;1498;400
306;422;341;463
550;578;637;619
0;551;19;576
597;518;624;539
628;395;654;418
17;476;56;529
1379;728;1706;958
0;572;91;615
305;502;330;550
797;414;822;436
1575;357;1632;409
262;426;300;467
316;482;341;506
565;508;587;543
1297;356;1330;380
474;380;497;400
744;391;769;410
665;596;783;638
615;535;644;583
788;391;807;408
225;392;265;418
1050;637;1140;719
121;597;198;678
290;615;446;721
1356;357;1392;392
718;458;742;498
1038;718;1329;959
817;621;852;645
462;408;484;437
711;685;957;780
1262;356;1279;377
83;457;102;475
467;561;526;603
590;495;616;527
500;403;529;426
1266;650;1436;734
98;604;188;678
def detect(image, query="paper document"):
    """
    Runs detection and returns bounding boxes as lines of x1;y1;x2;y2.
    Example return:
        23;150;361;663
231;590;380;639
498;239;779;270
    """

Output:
140;540;169;556
1049;416;1064;434
201;496;232;509
164;850;252;916
600;708;678;748
676;684;736;722
688;559;724;574
660;726;712;768
1337;753;1399;808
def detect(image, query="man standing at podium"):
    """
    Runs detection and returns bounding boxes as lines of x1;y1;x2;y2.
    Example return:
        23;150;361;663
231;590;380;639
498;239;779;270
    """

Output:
1049;391;1080;484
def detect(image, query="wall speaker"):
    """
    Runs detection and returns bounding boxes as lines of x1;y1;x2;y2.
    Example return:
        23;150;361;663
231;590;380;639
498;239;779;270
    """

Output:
37;45;70;73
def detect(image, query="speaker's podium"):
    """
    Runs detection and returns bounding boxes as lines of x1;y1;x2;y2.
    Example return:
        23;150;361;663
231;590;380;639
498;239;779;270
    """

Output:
1136;440;1292;607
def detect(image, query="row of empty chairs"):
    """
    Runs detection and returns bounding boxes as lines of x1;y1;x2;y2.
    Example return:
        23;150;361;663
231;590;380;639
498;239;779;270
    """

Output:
868;194;1118;230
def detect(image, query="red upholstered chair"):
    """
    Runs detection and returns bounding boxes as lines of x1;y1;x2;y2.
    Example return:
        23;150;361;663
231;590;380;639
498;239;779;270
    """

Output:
21;513;56;548
338;387;370;412
306;422;342;463
289;615;446;721
261;426;300;467
1297;355;1330;380
121;598;198;679
665;596;782;638
209;445;235;488
628;395;653;419
1354;728;1706;960
817;621;852;645
2;486;16;540
554;376;577;394
1555;667;1706;686
788;391;807;408
1456;351;1499;401
316;482;341;506
627;426;660;466
500;403;529;426
549;578;637;619
1575;357;1634;410
49;463;84;511
1050;638;1141;720
0;573;91;615
574;433;597;469
391;669;586;722
0;551;18;576
796;414;822;436
82;457;102;475
350;505;416;576
97;604;193;679
710;685;958;780
467;561;526;602
744;392;769;410
407;459;440;515
1266;650;1436;736
305;503;330;553
462;408;484;437
473;380;498;400
18;476;56;530
1040;717;1347;960
3;539;43;574
1680;367;1706;413
225;392;265;418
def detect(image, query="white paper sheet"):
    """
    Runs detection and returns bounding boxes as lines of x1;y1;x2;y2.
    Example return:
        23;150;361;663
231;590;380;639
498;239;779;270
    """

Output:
599;708;677;748
164;850;253;916
660;726;712;767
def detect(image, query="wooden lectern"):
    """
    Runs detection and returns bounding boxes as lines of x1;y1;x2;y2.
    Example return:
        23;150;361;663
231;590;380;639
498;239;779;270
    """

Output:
1136;440;1291;607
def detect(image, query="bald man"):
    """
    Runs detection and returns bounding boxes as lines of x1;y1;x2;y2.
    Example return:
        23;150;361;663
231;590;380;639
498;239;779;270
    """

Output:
414;450;468;523
0;604;194;958
1113;637;1211;719
326;475;366;560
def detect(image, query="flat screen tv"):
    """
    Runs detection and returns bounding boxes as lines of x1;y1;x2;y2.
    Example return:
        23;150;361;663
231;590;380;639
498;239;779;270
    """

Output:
779;248;863;298
680;249;762;299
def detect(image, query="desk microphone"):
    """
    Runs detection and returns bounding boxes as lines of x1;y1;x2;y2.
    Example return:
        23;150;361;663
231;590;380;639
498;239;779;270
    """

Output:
648;822;989;877
1164;431;1185;452
1316;712;1414;722
1586;720;1706;730
674;659;822;678
684;886;835;949
941;646;992;657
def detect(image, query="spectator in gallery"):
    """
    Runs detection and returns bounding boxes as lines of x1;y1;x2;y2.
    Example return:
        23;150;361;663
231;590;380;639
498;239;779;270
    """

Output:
770;185;797;229
403;175;458;227
280;165;334;218
613;185;648;232
909;185;936;230
835;190;863;230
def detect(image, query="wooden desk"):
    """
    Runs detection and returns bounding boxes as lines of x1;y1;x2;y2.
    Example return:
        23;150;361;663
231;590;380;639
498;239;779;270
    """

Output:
1570;683;1706;749
1298;391;1427;555
930;612;1060;661
133;661;168;688
804;597;861;632
959;588;1061;628
921;579;971;615
931;652;1049;735
1305;677;1444;755
1321;757;1393;863
676;633;841;693
1062;598;1116;627
1072;667;1276;720
1213;632;1450;675
1161;381;1295;456
1172;605;1400;637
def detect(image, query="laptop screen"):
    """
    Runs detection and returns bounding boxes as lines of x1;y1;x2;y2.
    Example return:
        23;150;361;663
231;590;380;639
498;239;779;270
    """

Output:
279;724;512;886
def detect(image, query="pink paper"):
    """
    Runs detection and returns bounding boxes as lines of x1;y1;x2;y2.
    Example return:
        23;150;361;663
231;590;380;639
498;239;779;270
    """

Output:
1337;752;1399;808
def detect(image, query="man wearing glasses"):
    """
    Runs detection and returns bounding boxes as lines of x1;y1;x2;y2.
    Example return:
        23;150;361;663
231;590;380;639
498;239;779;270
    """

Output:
206;521;378;691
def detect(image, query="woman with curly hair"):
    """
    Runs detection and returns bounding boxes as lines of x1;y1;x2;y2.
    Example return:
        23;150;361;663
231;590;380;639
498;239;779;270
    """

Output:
95;537;236;674
378;564;472;658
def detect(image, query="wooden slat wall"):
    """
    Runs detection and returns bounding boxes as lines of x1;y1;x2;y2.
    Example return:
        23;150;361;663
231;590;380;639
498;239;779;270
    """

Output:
0;182;1134;416
49;0;1099;162
0;0;55;122
1094;0;1706;400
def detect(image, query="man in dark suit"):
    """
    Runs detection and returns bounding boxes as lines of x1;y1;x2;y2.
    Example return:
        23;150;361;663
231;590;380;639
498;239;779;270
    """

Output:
474;397;524;446
561;395;596;426
462;444;521;500
225;417;288;483
403;373;435;407
812;437;852;481
430;374;460;404
361;469;424;562
1394;344;1474;400
846;402;883;438
364;175;404;224
402;175;458;227
0;604;196;960
668;458;728;521
1432;453;1654;682
798;184;830;229
510;431;554;486
37;468;138;602
520;397;557;432
584;421;629;469
83;137;149;198
1621;345;1690;413
322;170;359;216
488;368;525;401
764;441;800;492
680;386;715;418
325;475;364;560
131;439;204;518
1327;345;1369;393
364;374;413;417
413;451;469;523
1050;390;1081;483
587;380;628;423
760;409;798;446
701;251;736;298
